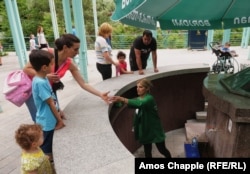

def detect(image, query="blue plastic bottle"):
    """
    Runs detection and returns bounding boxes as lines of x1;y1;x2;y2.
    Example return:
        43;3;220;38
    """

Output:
191;137;198;148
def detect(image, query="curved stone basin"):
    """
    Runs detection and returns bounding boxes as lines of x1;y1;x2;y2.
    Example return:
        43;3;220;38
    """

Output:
203;73;250;157
53;64;210;174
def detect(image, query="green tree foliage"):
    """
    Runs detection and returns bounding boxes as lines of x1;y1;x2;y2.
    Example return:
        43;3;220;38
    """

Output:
0;0;245;51
0;1;10;36
0;0;140;37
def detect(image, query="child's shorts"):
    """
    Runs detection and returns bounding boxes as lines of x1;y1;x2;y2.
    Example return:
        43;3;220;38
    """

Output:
40;129;54;154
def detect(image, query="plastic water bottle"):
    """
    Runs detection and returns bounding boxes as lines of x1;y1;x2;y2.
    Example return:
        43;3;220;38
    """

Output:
191;137;198;148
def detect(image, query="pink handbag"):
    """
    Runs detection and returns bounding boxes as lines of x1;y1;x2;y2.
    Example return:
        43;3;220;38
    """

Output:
3;70;32;107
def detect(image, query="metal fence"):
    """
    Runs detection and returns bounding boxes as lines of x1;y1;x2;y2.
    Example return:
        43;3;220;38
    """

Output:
0;32;246;52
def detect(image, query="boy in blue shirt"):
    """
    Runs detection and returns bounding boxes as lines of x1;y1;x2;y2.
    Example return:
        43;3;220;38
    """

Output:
29;50;65;161
221;42;238;57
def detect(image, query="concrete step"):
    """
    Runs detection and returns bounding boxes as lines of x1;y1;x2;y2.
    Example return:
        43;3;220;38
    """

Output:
185;122;208;143
186;119;198;123
195;111;207;121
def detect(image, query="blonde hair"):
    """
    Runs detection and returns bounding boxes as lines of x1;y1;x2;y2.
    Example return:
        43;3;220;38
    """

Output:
98;22;112;37
30;33;34;39
137;78;153;91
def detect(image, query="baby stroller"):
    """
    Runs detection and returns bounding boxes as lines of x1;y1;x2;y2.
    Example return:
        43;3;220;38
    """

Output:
209;42;239;74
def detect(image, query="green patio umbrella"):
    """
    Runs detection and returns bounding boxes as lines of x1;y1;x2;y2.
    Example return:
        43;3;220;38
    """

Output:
111;0;250;30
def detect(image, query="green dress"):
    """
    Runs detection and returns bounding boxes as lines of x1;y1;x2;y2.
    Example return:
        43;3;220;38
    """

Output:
21;147;53;174
128;93;166;144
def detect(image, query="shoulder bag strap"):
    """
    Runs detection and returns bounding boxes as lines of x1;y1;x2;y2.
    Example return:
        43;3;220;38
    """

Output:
54;48;59;72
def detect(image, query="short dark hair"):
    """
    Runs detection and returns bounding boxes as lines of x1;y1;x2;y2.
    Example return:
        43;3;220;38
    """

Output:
29;50;54;71
225;42;231;47
143;30;152;38
117;51;126;59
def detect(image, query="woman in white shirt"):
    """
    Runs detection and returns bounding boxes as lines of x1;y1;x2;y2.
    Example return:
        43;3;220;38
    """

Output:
37;26;48;49
95;22;118;80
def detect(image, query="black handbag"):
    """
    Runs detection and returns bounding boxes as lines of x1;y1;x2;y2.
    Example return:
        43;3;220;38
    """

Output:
52;49;64;92
52;80;64;91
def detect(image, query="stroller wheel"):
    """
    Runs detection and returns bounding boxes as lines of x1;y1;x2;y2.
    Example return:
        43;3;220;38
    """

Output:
212;63;222;73
225;63;234;74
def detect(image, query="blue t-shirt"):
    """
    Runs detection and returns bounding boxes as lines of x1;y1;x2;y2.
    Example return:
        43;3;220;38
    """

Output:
32;76;58;131
221;47;230;52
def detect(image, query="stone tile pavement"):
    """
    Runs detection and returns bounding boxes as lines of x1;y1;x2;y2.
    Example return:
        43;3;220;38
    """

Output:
0;47;249;173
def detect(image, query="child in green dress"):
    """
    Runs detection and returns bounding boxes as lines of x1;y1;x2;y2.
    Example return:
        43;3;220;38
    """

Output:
15;124;54;174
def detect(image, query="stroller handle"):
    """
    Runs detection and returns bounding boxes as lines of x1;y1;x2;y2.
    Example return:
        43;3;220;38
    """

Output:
209;42;221;48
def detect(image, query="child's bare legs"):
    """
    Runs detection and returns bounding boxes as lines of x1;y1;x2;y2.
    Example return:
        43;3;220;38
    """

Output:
46;154;53;162
59;109;66;120
230;50;238;57
55;110;65;130
55;120;65;130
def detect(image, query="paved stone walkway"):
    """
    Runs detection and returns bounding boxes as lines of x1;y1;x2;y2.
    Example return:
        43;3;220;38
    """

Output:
0;48;249;173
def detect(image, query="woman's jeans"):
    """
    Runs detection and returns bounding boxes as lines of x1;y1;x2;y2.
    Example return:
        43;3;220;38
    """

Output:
25;94;37;122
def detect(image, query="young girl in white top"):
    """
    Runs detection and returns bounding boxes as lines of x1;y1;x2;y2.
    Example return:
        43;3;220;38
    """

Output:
29;34;37;51
37;26;48;49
